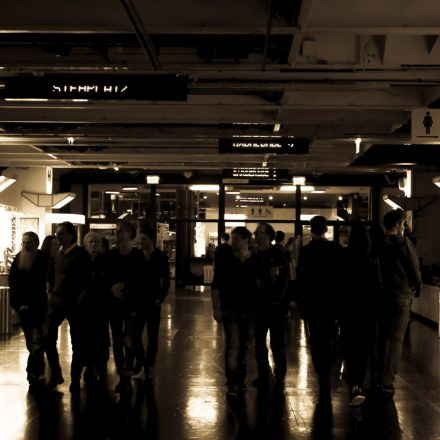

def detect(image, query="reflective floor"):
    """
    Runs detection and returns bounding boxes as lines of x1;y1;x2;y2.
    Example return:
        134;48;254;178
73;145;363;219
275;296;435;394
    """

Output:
1;288;440;439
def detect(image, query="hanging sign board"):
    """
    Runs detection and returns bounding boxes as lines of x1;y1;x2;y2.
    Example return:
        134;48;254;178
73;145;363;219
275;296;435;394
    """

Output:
219;138;309;154
411;108;440;143
223;168;288;181
3;74;187;101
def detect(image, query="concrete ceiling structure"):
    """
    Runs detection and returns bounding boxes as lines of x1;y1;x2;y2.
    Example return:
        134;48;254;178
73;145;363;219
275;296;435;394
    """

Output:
1;0;440;177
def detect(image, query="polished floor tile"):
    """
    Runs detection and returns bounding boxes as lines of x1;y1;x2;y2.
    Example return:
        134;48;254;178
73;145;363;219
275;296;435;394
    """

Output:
1;288;440;439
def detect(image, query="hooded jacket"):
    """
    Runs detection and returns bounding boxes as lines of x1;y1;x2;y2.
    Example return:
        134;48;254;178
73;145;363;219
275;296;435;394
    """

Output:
378;234;422;297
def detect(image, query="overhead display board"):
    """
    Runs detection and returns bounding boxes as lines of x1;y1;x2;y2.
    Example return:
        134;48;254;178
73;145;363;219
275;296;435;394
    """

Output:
224;167;288;181
2;74;188;100
219;138;309;154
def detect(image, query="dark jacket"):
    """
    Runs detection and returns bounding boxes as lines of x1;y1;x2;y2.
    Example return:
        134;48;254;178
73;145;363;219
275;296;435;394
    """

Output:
212;247;261;314
257;245;290;309
9;250;49;318
107;247;144;312
140;248;170;305
49;245;92;307
377;234;422;297
296;238;344;318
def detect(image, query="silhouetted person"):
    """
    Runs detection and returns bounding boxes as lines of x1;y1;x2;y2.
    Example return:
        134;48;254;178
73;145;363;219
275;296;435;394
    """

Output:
40;235;60;261
375;209;422;397
108;219;144;392
9;232;49;391
132;226;170;381
83;231;111;387
214;232;231;266
340;225;380;406
211;226;260;399
296;216;344;405
44;222;92;392
253;222;290;390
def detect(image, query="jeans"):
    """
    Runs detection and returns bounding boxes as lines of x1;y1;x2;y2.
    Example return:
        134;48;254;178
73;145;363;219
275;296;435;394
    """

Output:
19;312;45;381
306;316;337;389
255;307;287;381
376;296;412;388
44;303;84;381
222;312;255;387
133;305;161;368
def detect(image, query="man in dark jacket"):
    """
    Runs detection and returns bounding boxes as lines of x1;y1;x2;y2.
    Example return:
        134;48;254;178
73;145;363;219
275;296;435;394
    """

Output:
296;216;344;405
9;231;49;390
253;222;290;389
44;221;92;392
376;209;422;396
132;226;170;380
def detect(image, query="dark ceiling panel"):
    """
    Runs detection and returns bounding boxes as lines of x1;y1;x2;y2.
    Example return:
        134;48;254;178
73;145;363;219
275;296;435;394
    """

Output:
351;144;440;167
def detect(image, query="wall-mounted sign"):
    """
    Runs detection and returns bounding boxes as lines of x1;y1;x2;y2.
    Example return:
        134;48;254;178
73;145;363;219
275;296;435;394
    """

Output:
219;138;309;154
411;108;440;142
223;168;288;182
3;74;187;101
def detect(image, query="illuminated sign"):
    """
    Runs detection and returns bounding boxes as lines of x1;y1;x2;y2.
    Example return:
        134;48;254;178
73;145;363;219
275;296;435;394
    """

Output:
224;168;288;181
3;74;187;100
219;138;309;154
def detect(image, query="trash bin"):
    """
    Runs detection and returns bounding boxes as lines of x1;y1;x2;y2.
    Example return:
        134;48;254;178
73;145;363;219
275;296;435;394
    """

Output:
0;287;11;335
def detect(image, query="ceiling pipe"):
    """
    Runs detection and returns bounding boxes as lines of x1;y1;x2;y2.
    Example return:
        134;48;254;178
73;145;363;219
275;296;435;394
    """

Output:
262;0;273;72
120;0;162;71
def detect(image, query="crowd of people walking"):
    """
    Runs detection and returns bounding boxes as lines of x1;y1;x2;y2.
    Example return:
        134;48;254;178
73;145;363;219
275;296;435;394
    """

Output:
8;220;170;394
8;209;421;411
211;210;422;407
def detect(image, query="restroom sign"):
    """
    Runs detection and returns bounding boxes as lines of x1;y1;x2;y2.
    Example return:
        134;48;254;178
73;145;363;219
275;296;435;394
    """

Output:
411;108;440;143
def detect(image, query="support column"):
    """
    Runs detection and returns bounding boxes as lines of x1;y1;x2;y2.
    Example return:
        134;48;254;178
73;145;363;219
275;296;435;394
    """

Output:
295;185;303;236
218;183;225;244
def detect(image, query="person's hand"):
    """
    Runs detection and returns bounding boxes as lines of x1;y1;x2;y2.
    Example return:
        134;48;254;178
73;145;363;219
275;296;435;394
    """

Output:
213;308;223;323
111;282;125;299
414;286;422;298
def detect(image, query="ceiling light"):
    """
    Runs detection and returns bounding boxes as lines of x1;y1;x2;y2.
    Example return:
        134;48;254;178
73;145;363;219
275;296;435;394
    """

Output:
383;195;403;210
22;191;76;208
269;196;273;200
273;123;281;132
146;175;160;184
113;166;119;171
189;185;219;192
67;137;75;145
338;196;343;201
292;176;306;186
280;185;315;192
355;137;362;154
226;191;240;195
105;191;120;195
52;194;75;209
0;176;16;193
434;176;440;188
46;213;85;224
122;187;138;191
311;190;325;194
303;196;308;200
203;195;207;199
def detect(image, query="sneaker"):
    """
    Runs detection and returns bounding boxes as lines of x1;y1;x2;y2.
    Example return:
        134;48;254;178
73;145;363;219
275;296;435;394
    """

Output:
349;386;366;407
69;381;80;394
47;374;64;388
132;367;145;380
226;385;239;400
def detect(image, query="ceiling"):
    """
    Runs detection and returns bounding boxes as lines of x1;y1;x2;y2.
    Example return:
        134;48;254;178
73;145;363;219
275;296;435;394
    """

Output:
1;0;440;178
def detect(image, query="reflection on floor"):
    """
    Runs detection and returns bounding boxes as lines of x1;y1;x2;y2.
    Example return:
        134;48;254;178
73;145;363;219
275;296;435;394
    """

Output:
1;288;440;439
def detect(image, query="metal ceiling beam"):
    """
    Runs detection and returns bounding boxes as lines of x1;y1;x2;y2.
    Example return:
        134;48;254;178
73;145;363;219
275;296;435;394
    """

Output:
120;0;162;70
